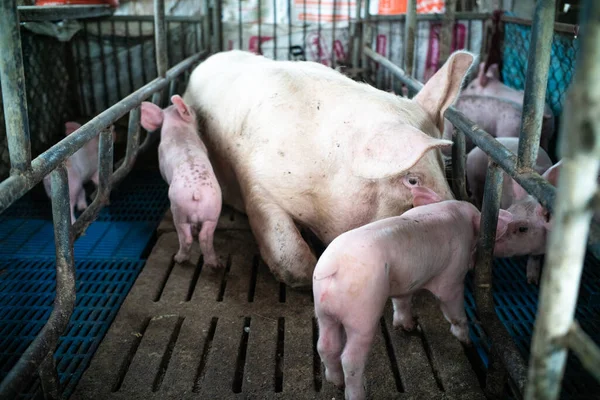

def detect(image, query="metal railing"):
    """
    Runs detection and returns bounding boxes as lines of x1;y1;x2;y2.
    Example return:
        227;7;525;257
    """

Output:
363;0;600;398
0;0;209;398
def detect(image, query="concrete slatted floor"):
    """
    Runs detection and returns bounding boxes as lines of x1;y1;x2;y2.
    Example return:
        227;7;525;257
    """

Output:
72;207;485;399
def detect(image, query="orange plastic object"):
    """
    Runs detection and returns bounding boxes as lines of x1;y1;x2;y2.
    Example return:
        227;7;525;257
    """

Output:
378;0;444;15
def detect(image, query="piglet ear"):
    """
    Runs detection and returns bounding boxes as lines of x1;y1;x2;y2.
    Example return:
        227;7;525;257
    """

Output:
140;101;164;132
410;186;443;207
486;64;500;80
171;95;194;123
65;121;81;136
478;62;489;87
511;179;529;201
542;161;562;187
496;209;513;239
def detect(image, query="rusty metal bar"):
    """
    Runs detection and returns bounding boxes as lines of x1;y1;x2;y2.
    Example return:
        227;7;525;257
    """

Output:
451;127;469;201
212;0;223;52
0;51;207;214
501;14;579;36
154;0;168;77
525;0;600;397
439;0;456;67
516;0;556;170
0;165;75;398
0;0;32;174
404;0;417;77
556;322;600;384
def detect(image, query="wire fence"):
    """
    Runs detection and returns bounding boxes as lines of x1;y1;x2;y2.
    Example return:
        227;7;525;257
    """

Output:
501;16;579;117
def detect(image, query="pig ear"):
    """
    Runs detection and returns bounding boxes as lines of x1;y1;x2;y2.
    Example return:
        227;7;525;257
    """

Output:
351;125;453;179
65;121;81;136
410;186;443;207
511;180;529;201
140;101;164;132
171;95;194;123
414;51;476;134
486;64;500;80
477;62;489;87
542;161;561;186
496;209;513;239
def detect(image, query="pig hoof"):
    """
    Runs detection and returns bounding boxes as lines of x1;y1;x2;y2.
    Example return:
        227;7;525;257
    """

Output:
393;316;415;331
325;369;345;389
174;253;189;264
450;324;470;344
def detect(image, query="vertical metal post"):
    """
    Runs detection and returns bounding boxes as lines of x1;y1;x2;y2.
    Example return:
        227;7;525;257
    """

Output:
439;0;456;67
202;0;210;50
0;0;32;174
0;165;76;398
404;0;417;77
212;0;223;52
97;127;114;202
360;0;371;73
451;126;469;201
154;0;168;77
516;0;556;170
475;162;510;399
351;0;362;69
525;1;600;399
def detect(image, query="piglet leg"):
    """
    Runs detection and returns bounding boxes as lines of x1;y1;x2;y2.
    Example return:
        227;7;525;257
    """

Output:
526;255;542;285
174;220;193;264
392;295;416;331
341;328;376;400
199;220;221;269
437;284;471;345
316;314;345;388
76;190;88;212
243;190;316;289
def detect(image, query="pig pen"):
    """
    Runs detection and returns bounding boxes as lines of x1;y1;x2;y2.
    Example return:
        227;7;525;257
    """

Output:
1;1;599;400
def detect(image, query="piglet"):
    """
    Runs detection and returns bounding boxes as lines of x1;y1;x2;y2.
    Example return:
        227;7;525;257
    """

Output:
313;184;514;400
42;122;115;224
466;137;559;284
140;95;222;269
461;62;555;150
442;95;553;156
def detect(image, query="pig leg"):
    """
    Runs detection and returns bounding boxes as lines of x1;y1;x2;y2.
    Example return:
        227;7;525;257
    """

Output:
341;327;376;400
316;314;345;388
243;193;316;288
436;284;471;344
76;189;88;212
392;295;416;331
198;220;220;269
526;255;542;285
174;220;194;264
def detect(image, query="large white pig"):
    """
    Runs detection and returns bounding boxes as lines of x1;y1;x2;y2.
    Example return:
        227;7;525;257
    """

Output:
183;49;476;288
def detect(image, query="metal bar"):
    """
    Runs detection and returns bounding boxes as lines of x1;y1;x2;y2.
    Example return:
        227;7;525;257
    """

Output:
202;1;209;50
213;0;223;51
124;21;135;94
83;21;98;115
368;11;489;22
516;0;556;170
317;0;322;61
287;0;292;60
97;20;110;110
474;162;528;396
353;0;363;71
110;15;204;23
273;0;277;60
559;322;600;384
0;0;32;174
97;127;114;201
302;0;307;53
331;0;337;67
404;0;416;77
17;5;114;22
451;127;469;201
154;0;168;77
525;1;600;397
238;0;243;49
500;14;579;36
439;0;456;67
0;51;208;214
110;20;123;100
258;0;262;54
139;21;148;85
180;22;186;65
39;353;60;399
0;165;75;399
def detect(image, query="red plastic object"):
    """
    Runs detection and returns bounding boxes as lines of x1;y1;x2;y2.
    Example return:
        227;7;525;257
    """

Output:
35;0;119;6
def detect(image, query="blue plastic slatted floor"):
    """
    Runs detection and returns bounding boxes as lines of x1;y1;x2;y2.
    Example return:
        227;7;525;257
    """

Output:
465;255;600;399
0;168;168;399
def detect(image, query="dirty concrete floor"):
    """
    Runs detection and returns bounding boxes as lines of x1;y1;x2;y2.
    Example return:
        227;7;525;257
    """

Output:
72;207;486;400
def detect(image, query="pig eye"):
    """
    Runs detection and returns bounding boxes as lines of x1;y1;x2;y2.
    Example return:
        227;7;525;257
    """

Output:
408;177;419;186
518;226;529;233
